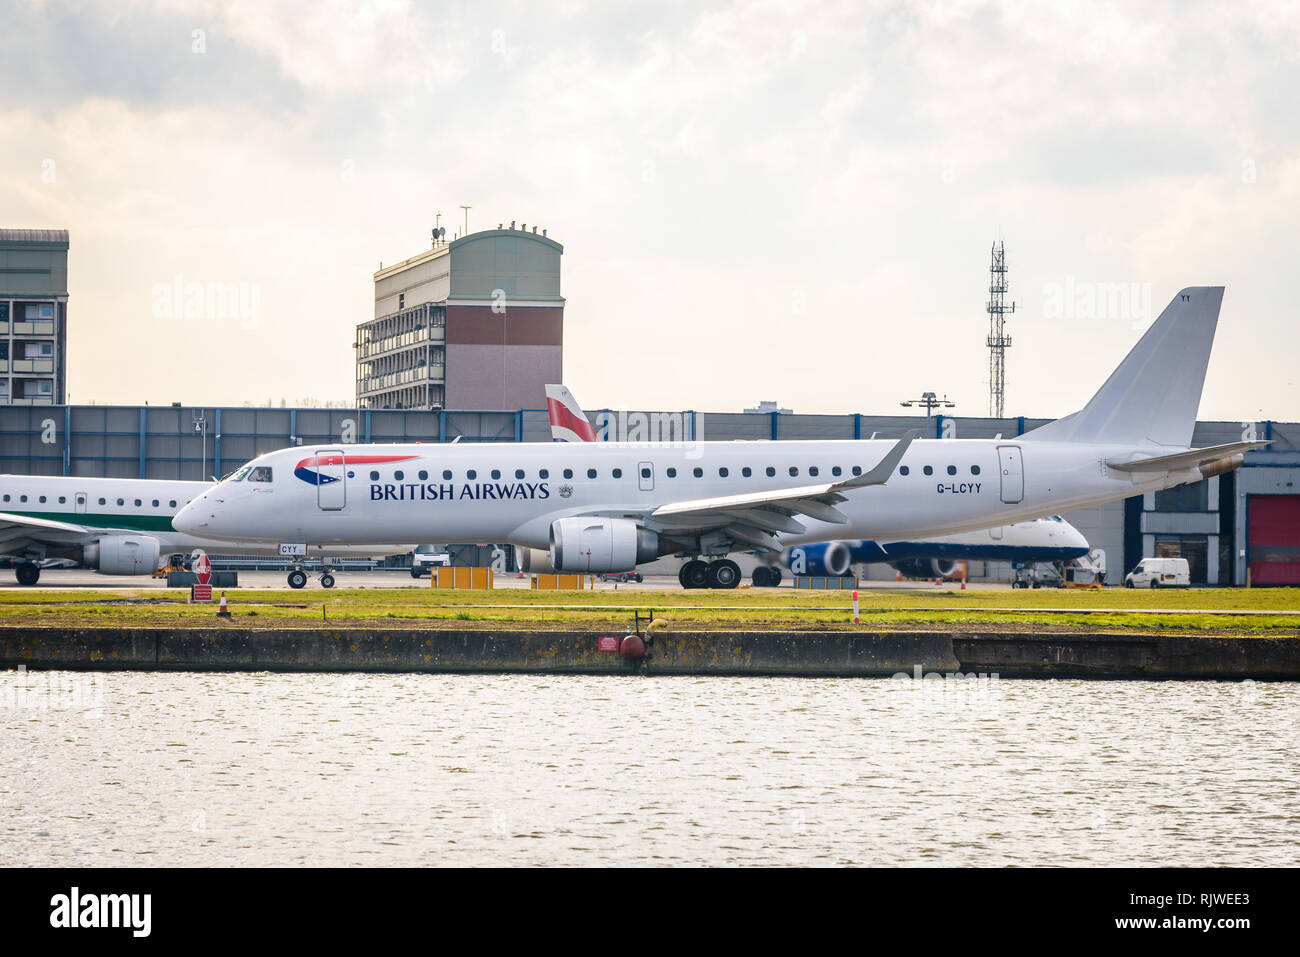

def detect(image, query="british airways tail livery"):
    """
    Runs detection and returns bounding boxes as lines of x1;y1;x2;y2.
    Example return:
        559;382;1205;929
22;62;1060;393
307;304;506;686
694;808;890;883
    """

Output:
174;286;1263;589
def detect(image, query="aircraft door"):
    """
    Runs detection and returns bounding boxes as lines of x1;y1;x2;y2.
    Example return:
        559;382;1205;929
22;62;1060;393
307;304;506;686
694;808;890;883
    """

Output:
316;449;346;510
637;461;654;492
997;446;1023;504
75;492;87;514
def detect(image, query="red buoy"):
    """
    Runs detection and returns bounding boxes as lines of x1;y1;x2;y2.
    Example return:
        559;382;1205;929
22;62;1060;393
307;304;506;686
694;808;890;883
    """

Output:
620;634;646;660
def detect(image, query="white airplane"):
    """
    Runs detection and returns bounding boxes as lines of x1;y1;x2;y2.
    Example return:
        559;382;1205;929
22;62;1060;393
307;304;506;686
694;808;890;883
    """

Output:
543;382;1091;586
175;287;1263;589
0;473;413;588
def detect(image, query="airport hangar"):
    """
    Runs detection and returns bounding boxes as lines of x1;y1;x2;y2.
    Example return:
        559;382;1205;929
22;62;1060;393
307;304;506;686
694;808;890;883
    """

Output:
1;404;1296;586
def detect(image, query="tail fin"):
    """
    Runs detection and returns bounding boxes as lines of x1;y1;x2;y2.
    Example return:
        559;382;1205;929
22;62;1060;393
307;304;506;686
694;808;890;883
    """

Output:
1024;286;1223;449
545;384;599;443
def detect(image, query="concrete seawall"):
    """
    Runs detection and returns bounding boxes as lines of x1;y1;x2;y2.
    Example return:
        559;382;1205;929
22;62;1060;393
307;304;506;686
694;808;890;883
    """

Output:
2;627;1299;679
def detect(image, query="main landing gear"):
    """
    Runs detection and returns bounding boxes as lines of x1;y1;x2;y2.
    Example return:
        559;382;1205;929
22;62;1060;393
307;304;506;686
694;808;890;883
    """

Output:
678;558;742;590
15;561;40;587
751;565;783;588
287;565;337;589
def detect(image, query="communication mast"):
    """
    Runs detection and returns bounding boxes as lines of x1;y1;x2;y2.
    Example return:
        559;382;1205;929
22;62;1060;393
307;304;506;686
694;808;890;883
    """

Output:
986;240;1015;417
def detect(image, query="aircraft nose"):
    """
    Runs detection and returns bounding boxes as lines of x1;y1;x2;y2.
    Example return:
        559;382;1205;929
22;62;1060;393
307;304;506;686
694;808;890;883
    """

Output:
172;494;211;535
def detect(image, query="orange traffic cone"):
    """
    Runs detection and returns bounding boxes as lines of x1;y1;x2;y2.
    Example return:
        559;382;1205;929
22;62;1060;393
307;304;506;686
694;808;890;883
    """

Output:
217;592;232;618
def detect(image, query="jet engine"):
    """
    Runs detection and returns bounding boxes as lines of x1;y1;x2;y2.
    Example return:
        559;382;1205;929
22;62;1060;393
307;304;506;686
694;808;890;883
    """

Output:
782;542;852;577
83;535;162;575
549;518;663;573
890;558;961;580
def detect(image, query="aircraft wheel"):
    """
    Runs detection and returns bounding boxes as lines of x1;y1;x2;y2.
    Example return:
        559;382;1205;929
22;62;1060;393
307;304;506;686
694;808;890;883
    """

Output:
770;567;782;586
15;562;40;587
288;569;308;589
752;566;772;588
679;560;708;589
320;573;336;589
707;559;741;589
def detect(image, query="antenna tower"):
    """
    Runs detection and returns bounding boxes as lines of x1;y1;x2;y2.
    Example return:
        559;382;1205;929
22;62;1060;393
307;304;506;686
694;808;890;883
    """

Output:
986;240;1014;417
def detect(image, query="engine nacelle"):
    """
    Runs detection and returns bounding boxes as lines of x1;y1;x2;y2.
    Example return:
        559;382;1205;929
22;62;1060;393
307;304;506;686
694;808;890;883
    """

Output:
518;547;558;575
782;542;852;577
890;558;961;580
84;535;162;575
549;518;661;573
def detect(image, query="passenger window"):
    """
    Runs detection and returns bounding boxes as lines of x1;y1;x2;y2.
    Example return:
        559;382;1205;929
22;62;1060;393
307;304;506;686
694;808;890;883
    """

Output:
900;466;910;476
1;494;7;502
587;469;597;479
419;470;429;481
923;466;933;476
693;467;703;478
766;467;775;477
443;470;452;480
971;465;981;475
59;496;66;504
134;499;141;507
832;466;841;476
742;467;751;477
564;469;573;479
539;469;549;479
789;467;799;477
19;495;26;503
152;499;159;507
116;498;123;505
169;500;177;508
852;466;862;476
369;471;380;481
947;466;957;476
491;469;501;480
99;497;106;505
394;470;405;481
515;469;525;480
667;468;677;478
719;467;728;477
467;470;477;480
640;467;650;479
39;495;47;503
612;468;622;479
809;466;819;477
248;467;273;482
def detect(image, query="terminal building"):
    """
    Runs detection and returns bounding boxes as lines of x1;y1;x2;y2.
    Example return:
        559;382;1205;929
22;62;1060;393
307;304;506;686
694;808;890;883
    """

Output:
0;229;68;406
356;225;564;410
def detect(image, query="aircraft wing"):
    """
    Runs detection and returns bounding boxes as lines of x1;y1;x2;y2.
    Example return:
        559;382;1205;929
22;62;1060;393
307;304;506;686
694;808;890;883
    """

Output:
0;511;93;554
1105;440;1270;473
646;431;919;550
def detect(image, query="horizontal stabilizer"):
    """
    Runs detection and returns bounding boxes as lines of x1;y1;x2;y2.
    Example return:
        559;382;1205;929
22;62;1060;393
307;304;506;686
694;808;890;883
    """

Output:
1105;440;1270;473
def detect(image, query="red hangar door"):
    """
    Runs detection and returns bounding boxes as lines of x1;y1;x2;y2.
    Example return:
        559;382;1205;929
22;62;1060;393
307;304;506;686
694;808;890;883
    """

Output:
1248;495;1300;585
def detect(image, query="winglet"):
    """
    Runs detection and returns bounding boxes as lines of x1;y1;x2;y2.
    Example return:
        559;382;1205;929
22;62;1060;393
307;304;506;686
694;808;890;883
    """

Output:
837;429;920;489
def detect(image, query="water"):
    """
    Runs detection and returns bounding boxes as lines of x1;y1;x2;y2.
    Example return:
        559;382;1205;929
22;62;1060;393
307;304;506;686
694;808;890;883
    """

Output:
2;671;1297;866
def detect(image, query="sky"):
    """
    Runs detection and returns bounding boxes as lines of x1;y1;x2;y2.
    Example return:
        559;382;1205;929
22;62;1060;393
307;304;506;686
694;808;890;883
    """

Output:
2;0;1298;420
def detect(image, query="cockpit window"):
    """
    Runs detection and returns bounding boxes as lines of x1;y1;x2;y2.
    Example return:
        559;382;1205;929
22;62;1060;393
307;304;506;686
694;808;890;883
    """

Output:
248;466;273;483
229;465;254;482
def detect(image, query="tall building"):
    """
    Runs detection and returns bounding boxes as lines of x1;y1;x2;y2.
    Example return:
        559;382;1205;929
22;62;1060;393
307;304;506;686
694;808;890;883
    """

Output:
1;229;68;405
356;225;564;409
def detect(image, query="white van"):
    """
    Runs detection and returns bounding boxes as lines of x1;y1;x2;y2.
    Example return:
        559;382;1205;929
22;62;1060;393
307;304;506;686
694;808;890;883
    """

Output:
1124;557;1190;589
